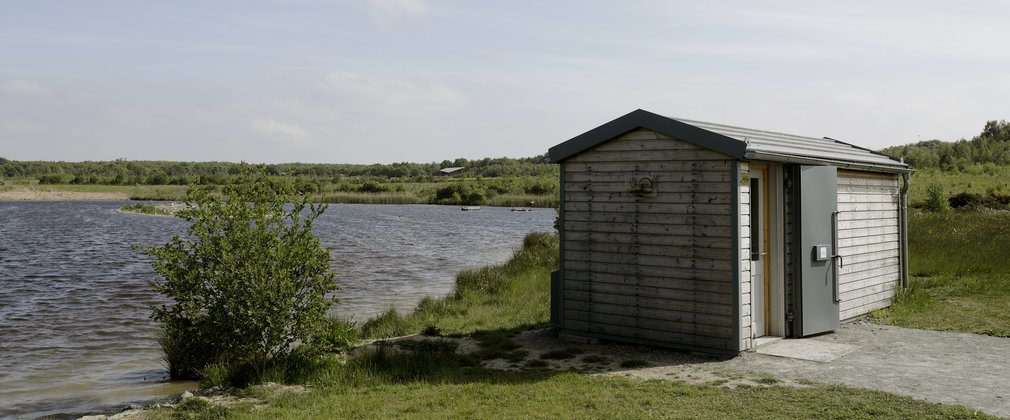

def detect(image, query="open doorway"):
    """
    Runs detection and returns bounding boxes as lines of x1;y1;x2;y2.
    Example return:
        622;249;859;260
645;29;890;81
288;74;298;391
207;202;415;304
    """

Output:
750;164;786;341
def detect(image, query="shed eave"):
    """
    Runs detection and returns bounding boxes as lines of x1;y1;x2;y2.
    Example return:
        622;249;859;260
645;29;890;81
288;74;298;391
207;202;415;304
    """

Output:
743;151;912;174
550;109;913;172
548;109;748;163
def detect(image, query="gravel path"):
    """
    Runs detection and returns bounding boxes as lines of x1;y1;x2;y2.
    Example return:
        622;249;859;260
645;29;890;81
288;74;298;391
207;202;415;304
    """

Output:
488;323;1010;417
718;323;1010;418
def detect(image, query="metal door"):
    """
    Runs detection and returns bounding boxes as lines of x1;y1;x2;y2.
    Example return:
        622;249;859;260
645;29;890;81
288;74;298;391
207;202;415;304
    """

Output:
792;165;839;337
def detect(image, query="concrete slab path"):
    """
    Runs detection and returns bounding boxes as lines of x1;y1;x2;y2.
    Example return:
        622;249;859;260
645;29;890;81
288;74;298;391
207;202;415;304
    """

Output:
722;322;1010;418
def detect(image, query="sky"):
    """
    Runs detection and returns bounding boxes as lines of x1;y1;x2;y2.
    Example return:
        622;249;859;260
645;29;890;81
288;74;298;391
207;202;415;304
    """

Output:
2;0;1010;164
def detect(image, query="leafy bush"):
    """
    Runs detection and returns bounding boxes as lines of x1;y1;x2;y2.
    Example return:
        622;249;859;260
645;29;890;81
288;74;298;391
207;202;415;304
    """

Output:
143;164;338;379
308;317;360;354
948;191;1010;210
37;173;72;184
358;180;390;193
432;183;487;205
923;181;948;213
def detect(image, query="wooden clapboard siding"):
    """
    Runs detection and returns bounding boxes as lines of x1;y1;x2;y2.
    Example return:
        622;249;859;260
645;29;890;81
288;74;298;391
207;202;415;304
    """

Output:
565;231;734;249
560;128;738;353
565;211;732;226
564;269;735;293
836;170;901;320
738;162;752;350
565;240;732;259
565;161;732;173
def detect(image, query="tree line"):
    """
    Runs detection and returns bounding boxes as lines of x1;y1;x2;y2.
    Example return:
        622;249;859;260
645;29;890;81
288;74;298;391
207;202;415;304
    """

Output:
0;155;556;185
880;120;1010;170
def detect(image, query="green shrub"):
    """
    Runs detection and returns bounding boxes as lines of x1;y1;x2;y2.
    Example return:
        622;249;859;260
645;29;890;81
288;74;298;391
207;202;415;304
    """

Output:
357;180;389;193
143;164;338;380
199;363;231;389
923;181;949;212
308;317;360;354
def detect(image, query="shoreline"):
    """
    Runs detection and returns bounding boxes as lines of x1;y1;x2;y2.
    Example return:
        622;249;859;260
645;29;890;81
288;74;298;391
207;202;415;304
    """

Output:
0;188;130;201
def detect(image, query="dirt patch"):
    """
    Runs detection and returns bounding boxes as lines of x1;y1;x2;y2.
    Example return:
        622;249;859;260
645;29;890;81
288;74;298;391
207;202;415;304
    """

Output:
382;329;806;389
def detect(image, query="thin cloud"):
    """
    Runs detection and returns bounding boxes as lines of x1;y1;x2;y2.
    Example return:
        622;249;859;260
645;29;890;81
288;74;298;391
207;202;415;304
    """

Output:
251;118;310;142
0;80;50;97
311;71;465;116
365;0;428;25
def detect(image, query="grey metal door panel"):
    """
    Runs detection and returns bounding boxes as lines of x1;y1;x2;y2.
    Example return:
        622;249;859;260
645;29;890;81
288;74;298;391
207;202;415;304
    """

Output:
794;165;839;336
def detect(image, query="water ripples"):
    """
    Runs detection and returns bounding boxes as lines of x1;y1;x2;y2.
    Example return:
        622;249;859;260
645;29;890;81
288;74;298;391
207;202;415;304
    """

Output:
0;202;552;417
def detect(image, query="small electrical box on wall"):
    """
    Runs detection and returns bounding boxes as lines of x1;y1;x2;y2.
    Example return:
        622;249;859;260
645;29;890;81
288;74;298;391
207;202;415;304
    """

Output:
813;245;830;262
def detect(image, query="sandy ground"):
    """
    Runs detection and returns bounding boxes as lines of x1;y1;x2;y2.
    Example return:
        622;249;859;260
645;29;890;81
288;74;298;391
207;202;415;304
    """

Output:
0;187;129;201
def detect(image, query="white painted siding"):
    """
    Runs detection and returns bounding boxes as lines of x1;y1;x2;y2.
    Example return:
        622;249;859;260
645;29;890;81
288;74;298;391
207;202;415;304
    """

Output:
738;162;751;351
836;170;901;320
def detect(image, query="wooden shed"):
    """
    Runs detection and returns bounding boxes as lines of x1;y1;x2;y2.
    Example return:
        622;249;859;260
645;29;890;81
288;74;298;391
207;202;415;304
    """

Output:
548;109;911;354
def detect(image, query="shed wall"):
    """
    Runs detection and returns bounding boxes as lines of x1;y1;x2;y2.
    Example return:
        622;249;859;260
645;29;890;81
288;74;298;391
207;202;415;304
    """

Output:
836;170;901;320
560;129;738;353
738;162;751;351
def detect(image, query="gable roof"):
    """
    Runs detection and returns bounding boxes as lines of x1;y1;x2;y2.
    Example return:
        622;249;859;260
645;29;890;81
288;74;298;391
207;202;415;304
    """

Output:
549;109;909;172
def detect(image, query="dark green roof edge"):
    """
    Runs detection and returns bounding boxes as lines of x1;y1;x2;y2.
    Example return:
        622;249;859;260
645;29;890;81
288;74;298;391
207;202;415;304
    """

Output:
548;109;748;162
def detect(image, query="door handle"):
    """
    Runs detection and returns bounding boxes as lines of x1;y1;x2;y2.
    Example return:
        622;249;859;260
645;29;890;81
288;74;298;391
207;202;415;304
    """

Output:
831;211;842;303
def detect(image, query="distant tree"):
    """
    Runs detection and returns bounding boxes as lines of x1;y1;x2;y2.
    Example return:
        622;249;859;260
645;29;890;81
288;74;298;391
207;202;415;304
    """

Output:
924;181;949;213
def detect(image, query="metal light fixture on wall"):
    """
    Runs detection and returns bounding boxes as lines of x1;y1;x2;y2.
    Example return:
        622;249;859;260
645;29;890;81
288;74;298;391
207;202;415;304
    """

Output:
628;176;656;197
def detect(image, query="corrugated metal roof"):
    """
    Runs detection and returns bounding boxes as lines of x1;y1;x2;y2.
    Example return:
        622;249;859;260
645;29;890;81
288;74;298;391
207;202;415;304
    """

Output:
676;117;905;169
549;109;909;172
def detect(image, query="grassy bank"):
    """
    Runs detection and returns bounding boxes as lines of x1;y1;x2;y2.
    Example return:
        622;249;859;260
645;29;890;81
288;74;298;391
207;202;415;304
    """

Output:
141;232;992;419
908;166;1010;205
358;233;557;339
2;180;559;207
873;210;1010;336
162;372;983;419
0;182;190;201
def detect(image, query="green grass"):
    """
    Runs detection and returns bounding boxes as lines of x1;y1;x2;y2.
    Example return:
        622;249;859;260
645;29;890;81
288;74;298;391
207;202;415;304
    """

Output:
359;232;559;338
873;210;1010;337
147;370;990;419
141;231;997;418
318;191;428;205
468;330;528;363
4;180;559;207
908;166;1010;206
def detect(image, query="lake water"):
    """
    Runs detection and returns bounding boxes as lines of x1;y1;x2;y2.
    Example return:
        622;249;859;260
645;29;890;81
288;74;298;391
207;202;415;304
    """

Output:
0;201;554;418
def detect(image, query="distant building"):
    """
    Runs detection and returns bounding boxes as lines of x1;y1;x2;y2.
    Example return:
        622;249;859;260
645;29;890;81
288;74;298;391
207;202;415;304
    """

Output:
436;167;465;177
